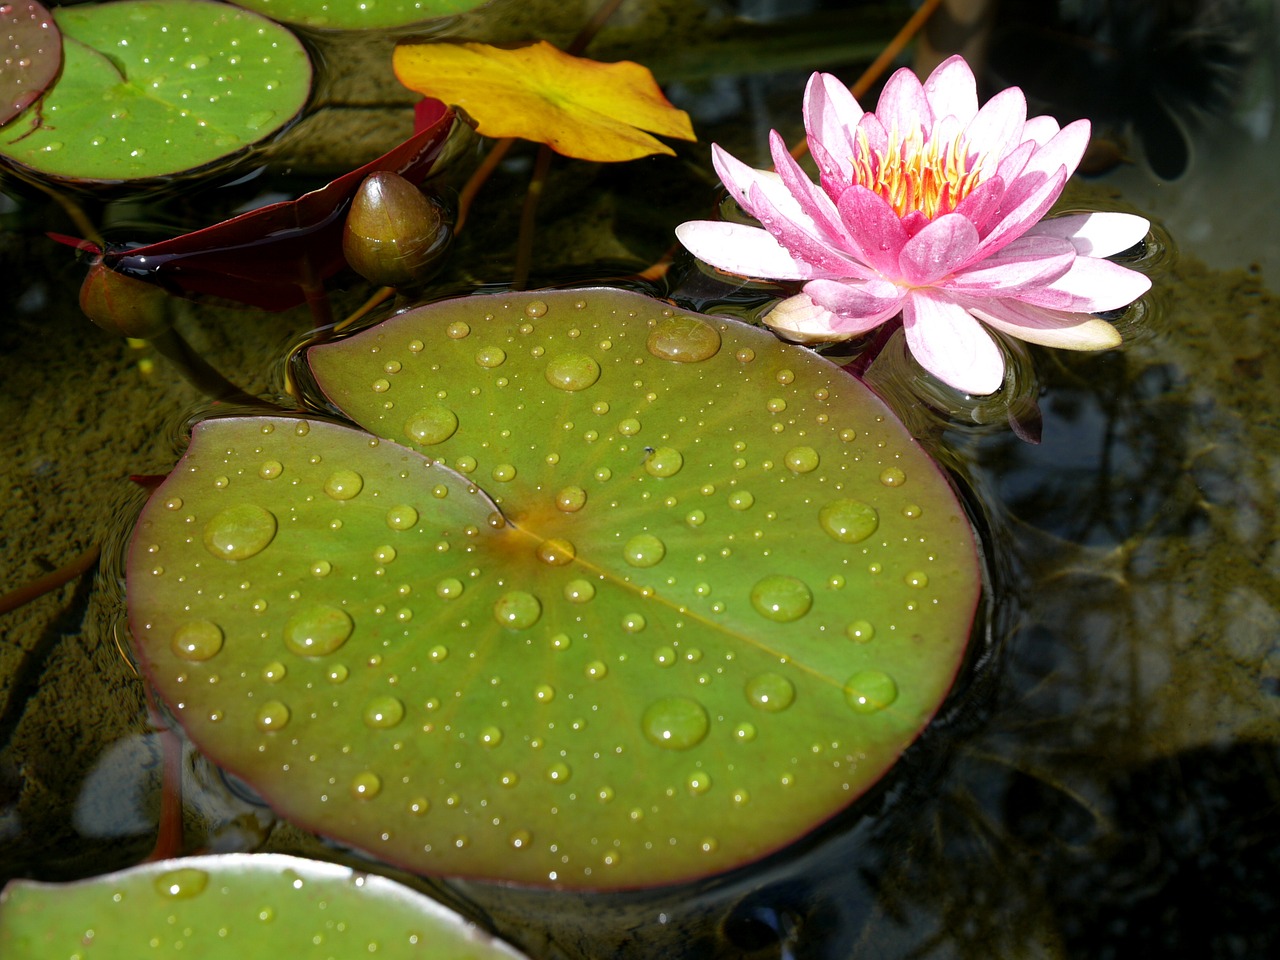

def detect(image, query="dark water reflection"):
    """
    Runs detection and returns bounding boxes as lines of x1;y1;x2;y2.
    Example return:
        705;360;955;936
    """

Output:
2;1;1279;958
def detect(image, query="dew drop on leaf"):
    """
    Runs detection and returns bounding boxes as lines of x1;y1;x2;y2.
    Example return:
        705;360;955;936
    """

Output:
202;504;277;560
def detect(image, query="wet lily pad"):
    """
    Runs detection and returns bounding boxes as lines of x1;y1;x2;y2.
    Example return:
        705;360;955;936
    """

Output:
0;853;530;958
0;1;60;127
0;0;311;182
229;0;492;30
126;288;980;889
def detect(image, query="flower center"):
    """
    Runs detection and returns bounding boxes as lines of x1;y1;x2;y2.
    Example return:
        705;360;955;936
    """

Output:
852;124;986;220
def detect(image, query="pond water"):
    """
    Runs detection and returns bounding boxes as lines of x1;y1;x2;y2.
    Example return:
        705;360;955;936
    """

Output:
2;1;1278;958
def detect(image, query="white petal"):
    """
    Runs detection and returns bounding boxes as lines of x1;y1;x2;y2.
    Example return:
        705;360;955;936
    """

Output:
1024;212;1150;258
970;300;1123;350
675;220;822;280
762;293;846;343
902;291;1005;395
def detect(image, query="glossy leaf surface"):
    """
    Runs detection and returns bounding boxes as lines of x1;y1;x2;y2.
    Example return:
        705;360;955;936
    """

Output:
394;41;695;162
229;0;491;30
127;289;979;889
0;0;311;182
0;1;60;127
104;101;456;311
0;854;530;958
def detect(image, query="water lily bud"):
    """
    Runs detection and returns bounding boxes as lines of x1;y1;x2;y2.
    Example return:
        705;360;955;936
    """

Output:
343;172;451;287
79;261;173;339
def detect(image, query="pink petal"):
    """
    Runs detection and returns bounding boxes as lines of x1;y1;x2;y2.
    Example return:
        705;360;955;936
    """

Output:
1024;212;1150;257
992;139;1035;192
965;165;1068;264
952;175;1008;233
969;299;1123;350
902;291;1006;394
876;66;932;134
745;182;875;279
1014;118;1090;185
675;220;831;280
769;130;858;254
804;72;861;184
710;145;791;220
836;185;908;275
898;214;981;286
923;55;979;124
762;292;848;343
851;113;888;175
963;86;1028;165
945;234;1075;296
1012;256;1152;312
804;277;905;331
1021;115;1061;146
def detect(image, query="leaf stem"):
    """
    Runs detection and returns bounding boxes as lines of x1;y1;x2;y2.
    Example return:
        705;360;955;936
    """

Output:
512;143;555;291
0;544;101;616
455;137;515;235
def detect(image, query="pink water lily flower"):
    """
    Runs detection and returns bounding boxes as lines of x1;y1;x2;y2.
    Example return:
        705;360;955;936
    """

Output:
675;55;1152;395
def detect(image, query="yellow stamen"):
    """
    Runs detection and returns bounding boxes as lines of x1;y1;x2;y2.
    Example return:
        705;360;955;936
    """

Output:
851;123;986;219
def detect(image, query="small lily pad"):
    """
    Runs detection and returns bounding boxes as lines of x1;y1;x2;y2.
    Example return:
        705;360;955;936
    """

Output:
127;289;980;889
0;0;311;182
0;1;61;127
228;0;492;30
0;853;531;958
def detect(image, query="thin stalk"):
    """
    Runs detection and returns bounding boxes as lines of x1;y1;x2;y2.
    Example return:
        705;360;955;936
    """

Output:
455;137;516;235
144;686;187;862
511;143;555;291
148;327;261;406
0;544;101;616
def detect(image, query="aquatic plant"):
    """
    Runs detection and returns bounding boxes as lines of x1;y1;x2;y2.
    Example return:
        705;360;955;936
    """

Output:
675;55;1152;395
0;853;530;958
228;0;494;31
124;288;980;889
0;1;60;128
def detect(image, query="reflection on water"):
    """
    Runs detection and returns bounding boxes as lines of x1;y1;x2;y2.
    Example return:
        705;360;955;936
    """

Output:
2;1;1279;956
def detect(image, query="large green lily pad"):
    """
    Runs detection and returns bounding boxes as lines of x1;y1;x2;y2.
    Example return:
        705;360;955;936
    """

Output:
0;854;530;958
127;288;980;889
0;0;311;182
228;0;491;30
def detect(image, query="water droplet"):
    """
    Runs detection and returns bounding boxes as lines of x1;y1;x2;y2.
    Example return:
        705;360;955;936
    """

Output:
653;645;677;666
164;497;184;511
429;644;448;662
644;446;683;478
785;446;820;473
641;698;709;750
550;633;571;651
202;504;277;560
623;533;666;568
595;466;612;482
455;456;477;474
685;509;706;527
373;544;397;565
844;670;898;713
546;762;572;783
324;470;364;500
256;700;290;731
766;397;787;413
447;321;470;339
154;867;208;899
476;346;506;367
585;660;608;679
494;591;541;629
534;684;556;704
776;368;795;384
646;315;722;362
405;406;458;445
245;109;276;130
262;660;286;682
818;499;879;543
733;722;757;742
523;299;549;318
902;503;923;519
492;463;516;482
621;613;646;633
310;559;332;578
408;797;430;815
736;347;756;363
477;725;503;747
363;696;405;729
728;491;754;511
350;771;382;799
258;459;283;480
436;577;464;599
879;466;906;487
283;605;354;656
745;673;796;712
732;788;750;805
846;620;875;642
750;575;812;622
563;578;595;602
556;486;587;512
171;620;224;661
545;354;601;391
617;418;641;436
386;505;419;530
327;664;349;683
686;771;712;795
905;571;929;588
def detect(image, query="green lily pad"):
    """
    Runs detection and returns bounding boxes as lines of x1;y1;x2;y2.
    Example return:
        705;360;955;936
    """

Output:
228;0;492;30
126;288;980;889
0;0;311;182
0;853;530;958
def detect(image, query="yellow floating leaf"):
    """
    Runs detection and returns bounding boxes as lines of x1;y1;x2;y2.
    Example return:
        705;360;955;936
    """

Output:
393;40;695;163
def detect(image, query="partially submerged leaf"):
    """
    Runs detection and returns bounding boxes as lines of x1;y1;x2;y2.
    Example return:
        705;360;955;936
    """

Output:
0;853;531;959
0;1;61;127
103;101;456;311
0;0;311;182
127;289;980;889
229;0;492;30
394;40;695;162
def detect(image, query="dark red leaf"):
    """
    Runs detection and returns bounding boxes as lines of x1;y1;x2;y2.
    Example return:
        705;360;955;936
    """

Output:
0;1;61;127
103;100;455;312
